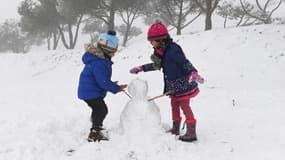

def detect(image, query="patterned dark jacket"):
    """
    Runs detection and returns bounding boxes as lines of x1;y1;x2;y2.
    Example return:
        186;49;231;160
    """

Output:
142;42;198;97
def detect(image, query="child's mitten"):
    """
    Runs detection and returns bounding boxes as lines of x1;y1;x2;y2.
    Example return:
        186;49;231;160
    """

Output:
129;66;144;74
189;71;204;84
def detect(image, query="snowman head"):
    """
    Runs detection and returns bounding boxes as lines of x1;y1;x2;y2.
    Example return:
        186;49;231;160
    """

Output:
128;78;148;99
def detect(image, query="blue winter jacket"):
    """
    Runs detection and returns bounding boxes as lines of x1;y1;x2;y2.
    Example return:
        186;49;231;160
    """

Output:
78;52;120;100
143;42;198;96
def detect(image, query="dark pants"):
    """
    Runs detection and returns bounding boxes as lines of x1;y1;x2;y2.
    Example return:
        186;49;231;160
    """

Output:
84;98;108;129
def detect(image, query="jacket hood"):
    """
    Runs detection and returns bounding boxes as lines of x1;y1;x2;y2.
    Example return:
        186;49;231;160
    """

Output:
82;52;99;64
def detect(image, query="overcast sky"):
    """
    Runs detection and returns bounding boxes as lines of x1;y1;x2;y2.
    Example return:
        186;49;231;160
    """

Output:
0;0;22;23
0;0;284;23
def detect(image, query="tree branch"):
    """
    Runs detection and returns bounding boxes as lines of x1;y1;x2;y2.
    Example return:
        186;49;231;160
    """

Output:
211;0;220;13
264;0;271;12
73;14;83;47
256;0;264;11
268;0;282;18
192;0;206;12
181;11;202;29
240;0;266;23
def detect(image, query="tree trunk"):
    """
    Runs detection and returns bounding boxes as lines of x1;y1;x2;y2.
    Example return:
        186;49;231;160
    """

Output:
108;1;115;31
68;23;73;49
57;14;83;49
122;24;131;47
223;15;228;28
176;27;182;35
71;14;83;49
176;0;183;35
205;0;213;30
58;25;69;49
47;37;51;50
205;13;212;30
52;31;60;50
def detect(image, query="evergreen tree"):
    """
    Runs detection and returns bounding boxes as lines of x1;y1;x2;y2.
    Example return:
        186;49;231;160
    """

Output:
0;20;34;53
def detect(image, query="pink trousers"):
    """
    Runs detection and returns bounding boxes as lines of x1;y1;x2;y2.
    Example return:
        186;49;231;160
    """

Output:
170;97;196;124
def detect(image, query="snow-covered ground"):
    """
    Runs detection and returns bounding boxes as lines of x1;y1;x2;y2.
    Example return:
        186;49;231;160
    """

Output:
1;24;285;160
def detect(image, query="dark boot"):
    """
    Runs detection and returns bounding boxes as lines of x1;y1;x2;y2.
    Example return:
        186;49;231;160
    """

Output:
179;123;197;142
88;128;98;142
96;130;109;142
88;127;109;142
167;121;181;135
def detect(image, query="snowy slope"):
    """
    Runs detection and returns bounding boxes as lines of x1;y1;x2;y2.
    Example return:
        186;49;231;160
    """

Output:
0;24;285;160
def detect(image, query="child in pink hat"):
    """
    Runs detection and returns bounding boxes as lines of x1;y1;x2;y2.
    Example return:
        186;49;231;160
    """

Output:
130;21;204;142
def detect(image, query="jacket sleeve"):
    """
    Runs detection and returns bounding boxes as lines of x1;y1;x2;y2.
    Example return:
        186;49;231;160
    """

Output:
142;63;157;72
141;53;162;72
92;62;120;94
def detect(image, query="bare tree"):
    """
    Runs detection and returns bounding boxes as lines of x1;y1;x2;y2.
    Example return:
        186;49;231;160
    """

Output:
56;0;89;49
217;1;259;28
116;25;142;46
87;0;119;31
151;0;202;35
82;19;107;44
116;0;145;46
193;0;220;30
217;1;233;28
240;0;283;24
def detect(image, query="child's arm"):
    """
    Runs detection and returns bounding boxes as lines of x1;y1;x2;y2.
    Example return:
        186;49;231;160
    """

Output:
92;64;120;94
130;63;159;74
130;53;161;74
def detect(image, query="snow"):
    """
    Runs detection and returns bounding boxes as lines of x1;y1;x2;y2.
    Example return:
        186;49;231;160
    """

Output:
1;24;285;160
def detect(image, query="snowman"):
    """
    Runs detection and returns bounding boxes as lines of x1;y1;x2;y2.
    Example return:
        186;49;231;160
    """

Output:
119;78;163;138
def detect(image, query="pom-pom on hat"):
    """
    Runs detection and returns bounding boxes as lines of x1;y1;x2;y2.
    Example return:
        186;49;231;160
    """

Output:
147;20;169;41
97;30;119;53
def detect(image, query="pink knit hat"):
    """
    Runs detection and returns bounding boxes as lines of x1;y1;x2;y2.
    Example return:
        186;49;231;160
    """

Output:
147;21;169;41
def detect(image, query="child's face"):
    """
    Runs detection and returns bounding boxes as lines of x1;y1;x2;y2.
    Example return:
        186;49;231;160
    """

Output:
150;40;160;48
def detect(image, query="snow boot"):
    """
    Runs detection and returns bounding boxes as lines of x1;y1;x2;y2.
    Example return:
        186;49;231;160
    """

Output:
179;123;197;142
167;121;181;135
88;127;109;142
87;128;98;142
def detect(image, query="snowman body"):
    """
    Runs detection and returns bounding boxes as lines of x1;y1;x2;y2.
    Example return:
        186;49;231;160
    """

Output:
120;79;162;137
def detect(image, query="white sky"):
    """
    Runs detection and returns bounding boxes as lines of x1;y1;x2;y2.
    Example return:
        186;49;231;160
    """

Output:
0;0;284;23
0;0;22;22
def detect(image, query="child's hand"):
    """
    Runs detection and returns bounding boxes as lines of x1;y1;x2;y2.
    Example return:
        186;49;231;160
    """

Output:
189;71;204;84
129;66;143;74
119;84;128;91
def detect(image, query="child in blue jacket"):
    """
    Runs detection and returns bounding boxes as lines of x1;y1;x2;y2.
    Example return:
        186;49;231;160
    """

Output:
130;21;204;142
78;31;127;142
